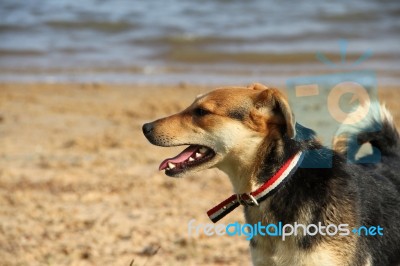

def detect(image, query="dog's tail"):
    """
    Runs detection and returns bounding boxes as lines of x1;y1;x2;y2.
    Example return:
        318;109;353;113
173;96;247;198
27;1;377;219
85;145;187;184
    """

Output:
334;103;400;159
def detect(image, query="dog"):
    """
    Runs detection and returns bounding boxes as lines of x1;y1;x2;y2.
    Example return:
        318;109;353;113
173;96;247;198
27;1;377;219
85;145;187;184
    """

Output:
142;83;400;266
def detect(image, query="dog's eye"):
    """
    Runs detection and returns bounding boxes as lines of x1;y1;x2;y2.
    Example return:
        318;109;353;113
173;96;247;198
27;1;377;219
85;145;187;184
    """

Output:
194;107;210;116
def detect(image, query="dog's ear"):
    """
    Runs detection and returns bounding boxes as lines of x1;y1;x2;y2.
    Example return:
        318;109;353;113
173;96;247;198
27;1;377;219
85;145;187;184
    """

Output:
247;83;269;91
254;88;296;138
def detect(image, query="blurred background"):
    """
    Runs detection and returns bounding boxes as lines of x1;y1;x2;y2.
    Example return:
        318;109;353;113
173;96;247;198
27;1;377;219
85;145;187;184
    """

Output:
1;0;399;85
1;1;400;265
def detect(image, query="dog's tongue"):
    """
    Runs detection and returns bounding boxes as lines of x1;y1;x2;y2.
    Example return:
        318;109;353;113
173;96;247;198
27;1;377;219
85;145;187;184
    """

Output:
159;145;199;171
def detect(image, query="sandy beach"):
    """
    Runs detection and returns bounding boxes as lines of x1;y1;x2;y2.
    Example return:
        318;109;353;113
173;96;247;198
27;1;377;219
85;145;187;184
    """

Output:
1;83;400;266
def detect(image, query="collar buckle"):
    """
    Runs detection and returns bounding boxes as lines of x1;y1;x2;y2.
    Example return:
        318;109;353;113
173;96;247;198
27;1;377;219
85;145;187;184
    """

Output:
237;193;259;207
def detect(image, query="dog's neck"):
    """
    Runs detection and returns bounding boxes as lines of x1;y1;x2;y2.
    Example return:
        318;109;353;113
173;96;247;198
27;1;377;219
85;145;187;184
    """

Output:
216;134;266;193
217;156;258;194
256;136;299;184
217;134;298;194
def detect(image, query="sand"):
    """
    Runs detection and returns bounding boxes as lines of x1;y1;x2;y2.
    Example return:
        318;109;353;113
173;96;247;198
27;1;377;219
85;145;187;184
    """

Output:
1;83;399;266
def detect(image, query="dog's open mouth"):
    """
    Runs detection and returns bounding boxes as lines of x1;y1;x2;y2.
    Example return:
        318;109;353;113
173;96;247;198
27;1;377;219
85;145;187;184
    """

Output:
159;145;216;175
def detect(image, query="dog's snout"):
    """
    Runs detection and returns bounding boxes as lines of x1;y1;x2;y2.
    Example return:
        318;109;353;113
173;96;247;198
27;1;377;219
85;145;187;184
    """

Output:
142;122;154;136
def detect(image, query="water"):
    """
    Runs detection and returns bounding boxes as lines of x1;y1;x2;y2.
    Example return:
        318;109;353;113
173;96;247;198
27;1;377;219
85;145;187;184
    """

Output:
0;0;399;85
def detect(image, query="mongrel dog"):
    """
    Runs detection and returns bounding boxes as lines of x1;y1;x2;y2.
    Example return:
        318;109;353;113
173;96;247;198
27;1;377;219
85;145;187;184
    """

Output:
142;83;400;266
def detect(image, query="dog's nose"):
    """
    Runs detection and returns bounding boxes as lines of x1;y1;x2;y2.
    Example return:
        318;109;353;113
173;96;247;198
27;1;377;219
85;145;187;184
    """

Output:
142;122;154;136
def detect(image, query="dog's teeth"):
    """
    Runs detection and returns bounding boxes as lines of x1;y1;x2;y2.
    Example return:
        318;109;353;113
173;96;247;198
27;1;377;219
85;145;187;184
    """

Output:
166;167;170;170
199;147;208;153
168;162;176;169
188;157;195;162
195;153;202;158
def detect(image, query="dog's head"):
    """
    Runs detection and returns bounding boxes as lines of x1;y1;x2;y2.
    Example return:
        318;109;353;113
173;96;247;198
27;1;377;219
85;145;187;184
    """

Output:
142;83;295;178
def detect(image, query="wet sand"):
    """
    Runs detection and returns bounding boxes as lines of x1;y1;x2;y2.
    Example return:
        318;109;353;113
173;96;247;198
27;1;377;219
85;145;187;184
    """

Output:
1;83;399;265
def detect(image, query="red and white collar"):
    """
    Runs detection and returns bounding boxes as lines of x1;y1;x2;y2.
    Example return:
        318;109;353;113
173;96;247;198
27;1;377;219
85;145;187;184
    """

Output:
207;151;304;223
